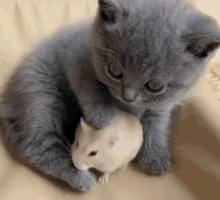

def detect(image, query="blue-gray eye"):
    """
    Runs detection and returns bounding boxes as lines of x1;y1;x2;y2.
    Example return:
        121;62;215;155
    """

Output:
108;63;123;79
145;80;164;93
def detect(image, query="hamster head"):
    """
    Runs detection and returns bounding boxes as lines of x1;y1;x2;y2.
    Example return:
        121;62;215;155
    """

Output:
71;118;119;172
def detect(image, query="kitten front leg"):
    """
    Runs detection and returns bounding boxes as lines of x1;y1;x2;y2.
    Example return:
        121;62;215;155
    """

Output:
1;112;97;191
24;138;97;191
137;109;172;174
2;111;97;191
77;81;115;129
83;102;115;129
0;75;97;191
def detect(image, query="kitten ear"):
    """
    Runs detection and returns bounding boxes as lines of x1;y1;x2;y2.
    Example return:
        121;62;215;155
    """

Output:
182;33;220;59
98;0;118;24
80;117;92;132
181;15;220;59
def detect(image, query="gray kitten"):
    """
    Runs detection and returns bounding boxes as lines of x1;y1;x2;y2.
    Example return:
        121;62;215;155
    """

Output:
1;0;220;191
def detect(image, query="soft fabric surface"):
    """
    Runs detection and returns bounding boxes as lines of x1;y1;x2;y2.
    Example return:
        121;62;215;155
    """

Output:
0;1;220;199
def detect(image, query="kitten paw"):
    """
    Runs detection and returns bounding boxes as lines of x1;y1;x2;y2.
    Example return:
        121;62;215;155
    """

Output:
84;105;115;129
98;174;109;184
117;164;128;171
69;169;97;191
137;151;171;174
92;116;112;129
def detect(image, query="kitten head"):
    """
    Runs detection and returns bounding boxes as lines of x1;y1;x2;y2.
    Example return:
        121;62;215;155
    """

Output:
91;0;220;110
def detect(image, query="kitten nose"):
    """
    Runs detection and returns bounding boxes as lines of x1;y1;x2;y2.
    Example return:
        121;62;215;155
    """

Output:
122;88;138;103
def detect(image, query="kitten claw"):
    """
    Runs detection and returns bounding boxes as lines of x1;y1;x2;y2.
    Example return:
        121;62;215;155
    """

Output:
139;156;171;174
137;149;171;174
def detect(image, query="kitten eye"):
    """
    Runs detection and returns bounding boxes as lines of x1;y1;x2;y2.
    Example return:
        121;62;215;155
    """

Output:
145;80;164;93
88;151;97;156
107;63;123;80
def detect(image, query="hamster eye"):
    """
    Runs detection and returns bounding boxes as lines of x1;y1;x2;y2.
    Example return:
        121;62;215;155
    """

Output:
88;151;97;156
76;142;79;147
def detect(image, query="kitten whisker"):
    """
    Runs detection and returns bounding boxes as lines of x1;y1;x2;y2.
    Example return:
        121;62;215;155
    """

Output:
91;44;114;54
95;60;104;64
95;33;115;46
95;34;123;52
95;58;121;66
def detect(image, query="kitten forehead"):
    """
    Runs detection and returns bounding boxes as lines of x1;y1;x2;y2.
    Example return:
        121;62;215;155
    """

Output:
103;0;192;72
95;0;220;110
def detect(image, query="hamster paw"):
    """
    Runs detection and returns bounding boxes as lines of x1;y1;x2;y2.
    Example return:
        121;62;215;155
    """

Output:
98;174;109;184
117;164;128;171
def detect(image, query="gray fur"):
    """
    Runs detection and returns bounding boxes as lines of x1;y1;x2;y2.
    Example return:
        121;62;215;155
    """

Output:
1;0;220;191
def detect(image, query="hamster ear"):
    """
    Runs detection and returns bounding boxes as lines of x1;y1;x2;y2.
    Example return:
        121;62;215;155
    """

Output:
108;136;119;147
181;15;220;59
98;0;118;24
80;118;92;132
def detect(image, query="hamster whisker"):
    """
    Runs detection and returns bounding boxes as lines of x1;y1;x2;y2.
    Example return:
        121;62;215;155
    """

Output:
64;152;72;159
54;143;70;153
64;139;72;149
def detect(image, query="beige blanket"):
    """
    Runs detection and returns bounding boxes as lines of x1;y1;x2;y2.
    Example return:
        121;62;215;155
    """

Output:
1;1;220;199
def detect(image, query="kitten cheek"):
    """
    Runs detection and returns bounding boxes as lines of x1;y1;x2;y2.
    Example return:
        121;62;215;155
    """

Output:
109;88;121;99
108;88;117;96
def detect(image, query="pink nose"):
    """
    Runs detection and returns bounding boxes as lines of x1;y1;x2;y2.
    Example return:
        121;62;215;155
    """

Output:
74;162;89;170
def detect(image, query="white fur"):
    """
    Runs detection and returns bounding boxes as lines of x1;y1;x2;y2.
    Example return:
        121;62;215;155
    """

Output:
71;110;143;184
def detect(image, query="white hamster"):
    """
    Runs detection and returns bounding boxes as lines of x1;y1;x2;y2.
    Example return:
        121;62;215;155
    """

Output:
71;111;143;184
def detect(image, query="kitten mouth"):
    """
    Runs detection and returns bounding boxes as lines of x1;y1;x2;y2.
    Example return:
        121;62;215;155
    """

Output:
116;95;140;106
109;88;146;107
109;88;120;98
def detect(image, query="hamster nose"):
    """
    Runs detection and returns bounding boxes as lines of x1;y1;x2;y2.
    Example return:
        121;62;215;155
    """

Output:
75;162;89;170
